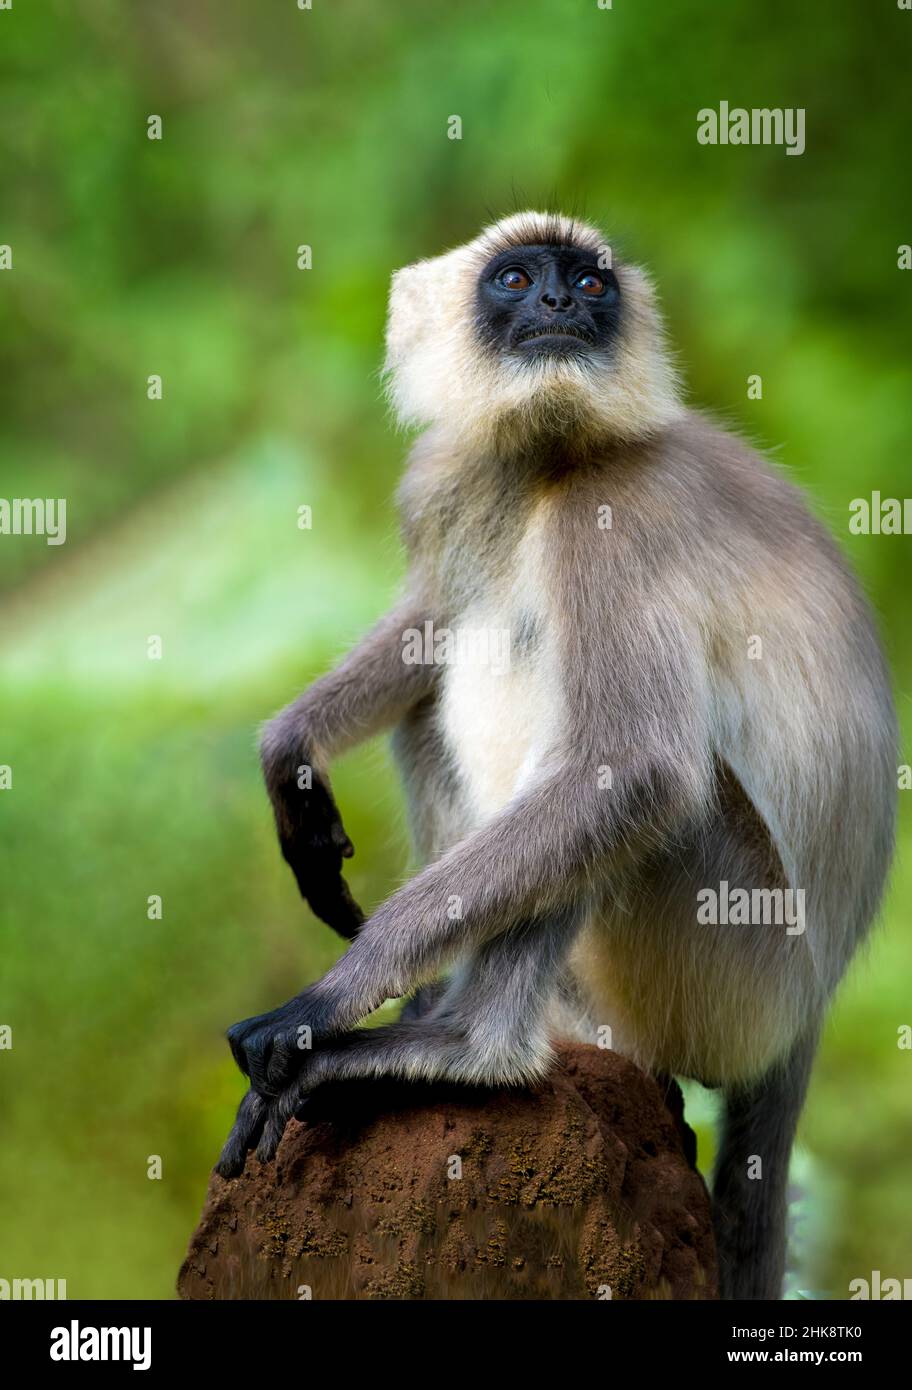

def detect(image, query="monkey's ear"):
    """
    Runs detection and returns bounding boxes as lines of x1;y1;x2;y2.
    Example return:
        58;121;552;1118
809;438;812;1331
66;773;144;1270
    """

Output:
385;262;433;358
383;248;476;428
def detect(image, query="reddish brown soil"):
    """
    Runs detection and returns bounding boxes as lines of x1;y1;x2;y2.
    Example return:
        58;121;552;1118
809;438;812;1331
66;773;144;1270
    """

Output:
178;1042;717;1300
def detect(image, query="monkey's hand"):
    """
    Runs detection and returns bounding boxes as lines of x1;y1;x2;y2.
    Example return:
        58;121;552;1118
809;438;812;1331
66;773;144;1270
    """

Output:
218;990;335;1175
224;987;330;1098
261;734;364;941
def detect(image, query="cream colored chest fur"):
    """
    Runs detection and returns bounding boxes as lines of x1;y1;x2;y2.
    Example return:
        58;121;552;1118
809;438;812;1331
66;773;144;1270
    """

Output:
437;508;562;826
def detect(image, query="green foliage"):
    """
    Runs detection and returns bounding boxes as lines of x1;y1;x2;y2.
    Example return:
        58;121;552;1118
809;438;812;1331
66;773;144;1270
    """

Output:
1;0;909;1298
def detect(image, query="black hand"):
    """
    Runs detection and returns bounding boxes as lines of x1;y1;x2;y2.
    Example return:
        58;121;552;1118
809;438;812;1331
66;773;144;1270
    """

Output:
265;749;364;940
225;986;330;1095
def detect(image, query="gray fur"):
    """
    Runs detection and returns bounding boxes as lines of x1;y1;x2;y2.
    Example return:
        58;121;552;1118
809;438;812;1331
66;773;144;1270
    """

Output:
219;215;896;1304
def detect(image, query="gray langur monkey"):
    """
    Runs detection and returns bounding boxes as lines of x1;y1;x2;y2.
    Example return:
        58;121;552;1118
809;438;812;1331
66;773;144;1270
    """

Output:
217;211;897;1302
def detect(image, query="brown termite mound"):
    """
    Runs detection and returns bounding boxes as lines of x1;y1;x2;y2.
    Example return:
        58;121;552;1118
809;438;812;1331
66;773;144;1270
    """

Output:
178;1042;718;1300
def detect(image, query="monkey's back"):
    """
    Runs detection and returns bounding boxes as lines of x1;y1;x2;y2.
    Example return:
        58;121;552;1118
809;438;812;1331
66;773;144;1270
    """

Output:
578;415;895;1083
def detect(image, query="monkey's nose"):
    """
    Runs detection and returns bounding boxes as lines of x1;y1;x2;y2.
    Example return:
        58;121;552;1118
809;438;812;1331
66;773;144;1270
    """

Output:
540;292;573;310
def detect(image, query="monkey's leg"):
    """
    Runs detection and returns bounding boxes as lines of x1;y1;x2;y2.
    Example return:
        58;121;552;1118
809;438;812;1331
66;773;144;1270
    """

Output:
227;600;712;1096
711;1029;818;1300
217;910;580;1175
227;750;707;1098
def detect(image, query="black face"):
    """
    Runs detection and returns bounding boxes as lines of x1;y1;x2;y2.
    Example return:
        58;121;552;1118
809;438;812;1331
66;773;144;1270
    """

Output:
475;242;621;360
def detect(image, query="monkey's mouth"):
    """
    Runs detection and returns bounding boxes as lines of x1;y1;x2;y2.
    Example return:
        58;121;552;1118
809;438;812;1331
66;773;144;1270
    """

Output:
513;324;594;352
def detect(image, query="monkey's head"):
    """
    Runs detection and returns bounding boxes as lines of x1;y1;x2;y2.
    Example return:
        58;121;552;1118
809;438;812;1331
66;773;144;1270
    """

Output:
384;211;681;450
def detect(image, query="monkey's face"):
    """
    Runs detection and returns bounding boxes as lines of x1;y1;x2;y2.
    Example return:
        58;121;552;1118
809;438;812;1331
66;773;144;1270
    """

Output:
384;211;681;446
475;244;621;364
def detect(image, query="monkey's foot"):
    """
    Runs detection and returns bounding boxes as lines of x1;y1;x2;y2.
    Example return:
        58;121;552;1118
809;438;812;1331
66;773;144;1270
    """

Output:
216;1015;552;1177
216;1089;271;1178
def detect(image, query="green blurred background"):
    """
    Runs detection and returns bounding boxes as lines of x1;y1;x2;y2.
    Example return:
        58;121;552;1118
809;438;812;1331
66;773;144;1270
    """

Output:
1;0;909;1299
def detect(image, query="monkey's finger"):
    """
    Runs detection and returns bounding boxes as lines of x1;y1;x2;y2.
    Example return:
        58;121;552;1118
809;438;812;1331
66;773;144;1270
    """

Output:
255;1104;289;1165
227;1087;268;1154
226;1017;254;1076
329;820;355;857
246;1037;279;1096
215;1089;268;1178
304;874;365;940
264;1033;302;1093
256;1082;313;1163
326;877;365;937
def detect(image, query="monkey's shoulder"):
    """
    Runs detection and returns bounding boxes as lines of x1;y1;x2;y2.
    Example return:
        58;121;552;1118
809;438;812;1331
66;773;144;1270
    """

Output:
562;410;852;579
652;410;831;539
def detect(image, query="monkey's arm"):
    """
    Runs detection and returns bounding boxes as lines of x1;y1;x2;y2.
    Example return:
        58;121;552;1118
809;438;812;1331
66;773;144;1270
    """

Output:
261;597;439;938
231;598;713;1091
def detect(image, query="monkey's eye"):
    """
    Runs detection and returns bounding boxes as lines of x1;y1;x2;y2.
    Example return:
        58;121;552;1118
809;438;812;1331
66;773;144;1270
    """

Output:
498;266;532;291
574;272;605;295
